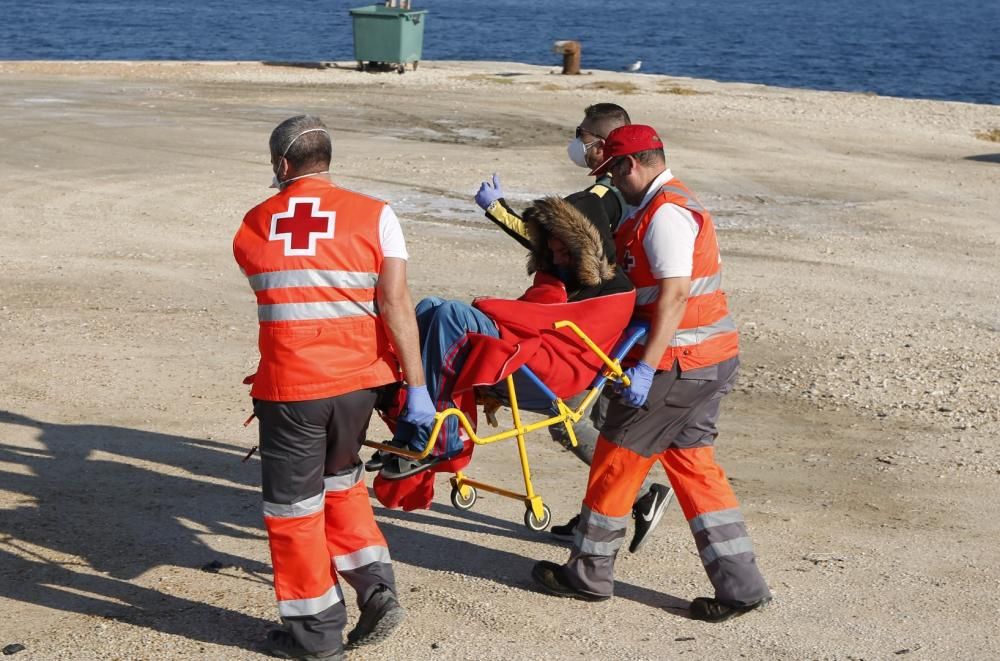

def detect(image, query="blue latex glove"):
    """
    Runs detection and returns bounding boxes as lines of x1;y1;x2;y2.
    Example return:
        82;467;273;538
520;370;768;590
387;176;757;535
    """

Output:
617;361;656;408
400;384;437;428
474;173;504;210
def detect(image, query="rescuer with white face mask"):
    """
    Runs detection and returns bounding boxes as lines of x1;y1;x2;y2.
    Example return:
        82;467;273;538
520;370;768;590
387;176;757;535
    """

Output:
469;103;677;557
236;114;429;659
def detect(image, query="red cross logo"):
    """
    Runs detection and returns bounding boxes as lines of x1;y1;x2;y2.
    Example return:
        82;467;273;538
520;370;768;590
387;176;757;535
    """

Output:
269;197;336;256
623;249;636;273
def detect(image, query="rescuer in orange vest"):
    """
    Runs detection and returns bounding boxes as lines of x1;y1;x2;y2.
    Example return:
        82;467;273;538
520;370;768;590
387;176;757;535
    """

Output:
474;103;675;553
233;115;435;659
531;125;772;622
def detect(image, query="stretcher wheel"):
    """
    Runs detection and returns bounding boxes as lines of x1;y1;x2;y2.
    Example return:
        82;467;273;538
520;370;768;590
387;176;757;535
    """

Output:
450;485;477;510
524;504;552;531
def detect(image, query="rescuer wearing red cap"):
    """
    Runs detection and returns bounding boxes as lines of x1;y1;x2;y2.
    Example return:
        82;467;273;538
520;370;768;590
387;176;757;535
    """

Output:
473;104;676;554
531;124;772;622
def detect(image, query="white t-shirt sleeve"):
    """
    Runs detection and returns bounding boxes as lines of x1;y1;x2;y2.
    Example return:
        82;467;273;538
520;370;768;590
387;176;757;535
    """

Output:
642;204;699;278
379;204;409;260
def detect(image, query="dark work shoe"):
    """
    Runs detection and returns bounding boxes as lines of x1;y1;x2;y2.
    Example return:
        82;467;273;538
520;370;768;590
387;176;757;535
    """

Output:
364;439;406;472
629;484;675;553
549;514;580;542
689;596;772;623
263;629;344;660
530;560;610;602
364;449;386;472
346;585;405;649
378;453;443;481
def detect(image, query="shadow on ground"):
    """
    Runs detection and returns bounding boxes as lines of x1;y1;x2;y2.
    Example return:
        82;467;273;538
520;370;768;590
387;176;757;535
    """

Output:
965;153;1000;164
0;408;691;654
376;498;691;616
0;410;272;651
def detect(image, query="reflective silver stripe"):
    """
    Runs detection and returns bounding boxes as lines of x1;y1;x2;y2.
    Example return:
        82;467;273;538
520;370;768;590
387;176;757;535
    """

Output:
635;314;737;347
635;285;659;306
276;583;344;618
333;545;391;571
636;274;719;307
249;269;377;292
659;185;705;212
670;315;737;347
323;464;364;492
700;537;755;565
689;273;722;297
263;491;325;518
582;505;629;531
573;530;625;556
258;300;376;322
689;508;745;534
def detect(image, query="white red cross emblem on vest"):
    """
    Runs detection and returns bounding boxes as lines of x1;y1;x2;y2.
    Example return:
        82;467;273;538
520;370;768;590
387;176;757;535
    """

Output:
269;197;336;256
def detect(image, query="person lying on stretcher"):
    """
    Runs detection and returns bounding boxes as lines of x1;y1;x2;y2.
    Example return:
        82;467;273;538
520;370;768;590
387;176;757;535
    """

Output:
371;192;635;480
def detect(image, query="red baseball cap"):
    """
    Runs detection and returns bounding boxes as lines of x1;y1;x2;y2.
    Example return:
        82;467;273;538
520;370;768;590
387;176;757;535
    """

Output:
588;124;664;176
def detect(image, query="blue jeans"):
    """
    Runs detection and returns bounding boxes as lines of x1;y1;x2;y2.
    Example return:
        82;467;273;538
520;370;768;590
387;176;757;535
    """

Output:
394;297;499;456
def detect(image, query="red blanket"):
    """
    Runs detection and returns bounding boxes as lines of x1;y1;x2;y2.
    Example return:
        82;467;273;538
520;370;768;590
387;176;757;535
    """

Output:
373;279;635;510
456;287;636;399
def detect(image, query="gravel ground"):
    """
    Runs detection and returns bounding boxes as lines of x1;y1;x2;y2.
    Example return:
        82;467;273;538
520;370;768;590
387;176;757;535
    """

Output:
0;60;998;660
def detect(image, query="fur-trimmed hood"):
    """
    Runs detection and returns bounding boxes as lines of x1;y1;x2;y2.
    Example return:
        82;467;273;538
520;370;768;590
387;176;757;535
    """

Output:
522;196;617;287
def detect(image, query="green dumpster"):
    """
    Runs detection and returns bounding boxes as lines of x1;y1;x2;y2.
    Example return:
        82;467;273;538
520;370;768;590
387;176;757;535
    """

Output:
349;5;428;72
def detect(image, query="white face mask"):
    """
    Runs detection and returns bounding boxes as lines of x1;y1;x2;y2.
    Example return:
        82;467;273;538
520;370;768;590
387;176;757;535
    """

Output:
567;137;600;169
269;127;331;188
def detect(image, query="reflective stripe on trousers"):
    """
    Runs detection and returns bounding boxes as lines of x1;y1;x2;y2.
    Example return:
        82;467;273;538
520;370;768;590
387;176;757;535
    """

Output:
324;474;397;609
323;463;365;492
687;506;766;605
261;462;364;517
277;583;345;618
690;508;752;559
334;545;392;572
564;439;653;597
564;438;770;604
572;504;629;556
264;494;342;618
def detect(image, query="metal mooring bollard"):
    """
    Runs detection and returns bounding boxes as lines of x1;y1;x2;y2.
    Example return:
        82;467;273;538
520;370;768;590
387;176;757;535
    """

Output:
553;40;581;75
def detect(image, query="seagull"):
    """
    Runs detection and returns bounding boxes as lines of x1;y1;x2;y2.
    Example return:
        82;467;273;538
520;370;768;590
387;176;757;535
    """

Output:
625;60;642;73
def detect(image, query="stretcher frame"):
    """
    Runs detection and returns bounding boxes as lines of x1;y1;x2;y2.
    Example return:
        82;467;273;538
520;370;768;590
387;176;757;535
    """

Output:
364;321;647;530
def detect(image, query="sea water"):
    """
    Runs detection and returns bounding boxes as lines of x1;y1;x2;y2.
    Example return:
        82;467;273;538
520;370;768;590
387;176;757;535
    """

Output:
1;0;997;104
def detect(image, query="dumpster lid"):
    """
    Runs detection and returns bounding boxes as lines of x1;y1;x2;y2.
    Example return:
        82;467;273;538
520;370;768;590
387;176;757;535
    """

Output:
349;5;428;16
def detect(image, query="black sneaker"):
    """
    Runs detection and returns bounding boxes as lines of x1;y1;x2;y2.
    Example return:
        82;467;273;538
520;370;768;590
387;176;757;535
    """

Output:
689;596;772;623
263;629;344;660
345;585;405;648
549;514;580;542
629;484;674;553
530;560;610;602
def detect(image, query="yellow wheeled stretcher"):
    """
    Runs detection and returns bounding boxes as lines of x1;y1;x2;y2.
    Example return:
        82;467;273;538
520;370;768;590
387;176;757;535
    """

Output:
364;321;648;531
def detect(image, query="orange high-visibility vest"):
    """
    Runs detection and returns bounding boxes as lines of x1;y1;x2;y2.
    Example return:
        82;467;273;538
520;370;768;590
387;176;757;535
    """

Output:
615;177;738;371
233;177;399;401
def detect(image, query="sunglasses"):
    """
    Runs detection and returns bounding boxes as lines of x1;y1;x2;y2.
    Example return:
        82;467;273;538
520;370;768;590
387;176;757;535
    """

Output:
575;125;604;141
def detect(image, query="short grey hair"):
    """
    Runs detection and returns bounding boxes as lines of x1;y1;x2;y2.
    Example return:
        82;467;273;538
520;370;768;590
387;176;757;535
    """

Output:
633;148;665;168
269;115;332;168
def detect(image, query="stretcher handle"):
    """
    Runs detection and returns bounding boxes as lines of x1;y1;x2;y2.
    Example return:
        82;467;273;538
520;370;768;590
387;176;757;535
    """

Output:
553;320;648;389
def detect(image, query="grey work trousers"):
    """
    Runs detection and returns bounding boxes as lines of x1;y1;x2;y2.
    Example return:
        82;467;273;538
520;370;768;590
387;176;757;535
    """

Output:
255;388;397;654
